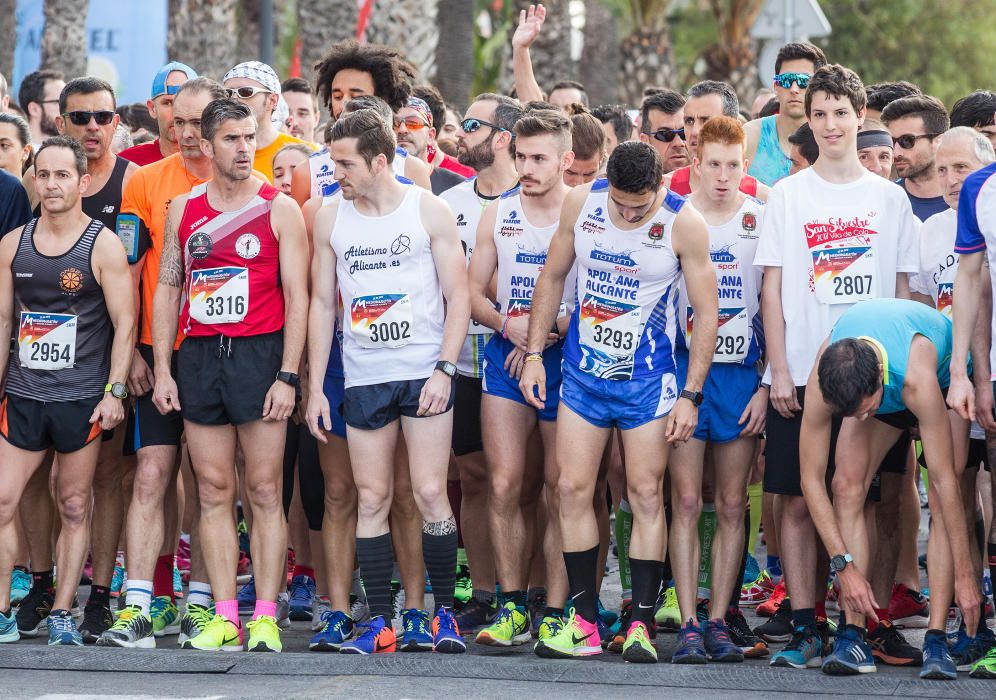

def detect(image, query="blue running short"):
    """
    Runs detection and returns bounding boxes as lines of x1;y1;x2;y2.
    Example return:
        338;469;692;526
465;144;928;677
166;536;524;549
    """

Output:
482;336;562;422
319;372;347;439
675;351;761;443
559;360;678;430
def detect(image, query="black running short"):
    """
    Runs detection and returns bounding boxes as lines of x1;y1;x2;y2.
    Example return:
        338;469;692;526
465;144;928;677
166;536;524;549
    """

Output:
763;386;841;497
451;374;483;456
177;331;284;426
0;393;103;453
343;376;454;431
125;344;184;452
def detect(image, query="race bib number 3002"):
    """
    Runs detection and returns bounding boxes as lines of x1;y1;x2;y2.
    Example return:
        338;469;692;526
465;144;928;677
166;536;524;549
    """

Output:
189;267;249;324
350;293;414;349
579;293;641;359
18;312;77;370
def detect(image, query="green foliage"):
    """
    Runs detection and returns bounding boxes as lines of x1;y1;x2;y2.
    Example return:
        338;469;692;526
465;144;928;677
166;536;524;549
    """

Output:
472;0;515;96
816;0;996;106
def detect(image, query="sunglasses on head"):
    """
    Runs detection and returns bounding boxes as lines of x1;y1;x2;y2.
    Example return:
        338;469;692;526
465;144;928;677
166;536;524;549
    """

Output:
892;133;938;149
773;72;811;90
643;127;685;143
63;110;115;126
461;117;507;135
227;86;271;100
394;116;428;131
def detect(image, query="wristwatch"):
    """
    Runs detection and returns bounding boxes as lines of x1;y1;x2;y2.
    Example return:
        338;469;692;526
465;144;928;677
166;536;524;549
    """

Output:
829;552;854;573
679;389;704;406
104;382;128;399
276;371;300;387
435;360;457;378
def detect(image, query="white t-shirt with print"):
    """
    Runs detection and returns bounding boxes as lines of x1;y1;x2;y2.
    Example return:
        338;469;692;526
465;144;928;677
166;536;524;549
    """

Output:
910;208;957;318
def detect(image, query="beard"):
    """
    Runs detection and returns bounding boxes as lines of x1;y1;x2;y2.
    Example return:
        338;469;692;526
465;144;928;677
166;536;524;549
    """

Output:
458;134;496;171
40;112;59;137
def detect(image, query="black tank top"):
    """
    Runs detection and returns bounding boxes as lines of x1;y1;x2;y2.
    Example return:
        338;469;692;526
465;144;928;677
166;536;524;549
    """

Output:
34;157;130;230
7;217;111;401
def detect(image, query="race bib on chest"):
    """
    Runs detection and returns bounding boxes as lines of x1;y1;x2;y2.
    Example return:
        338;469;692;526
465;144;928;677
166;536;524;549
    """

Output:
687;307;750;363
936;281;953;318
18;312;77;370
579;293;641;361
805;217;879;305
189;267;249;324
350;293;414;349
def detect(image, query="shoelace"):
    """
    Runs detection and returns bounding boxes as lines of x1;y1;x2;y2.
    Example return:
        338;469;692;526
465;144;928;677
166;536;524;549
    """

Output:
923;634;948;658
437;611;457;633
49;615;75;634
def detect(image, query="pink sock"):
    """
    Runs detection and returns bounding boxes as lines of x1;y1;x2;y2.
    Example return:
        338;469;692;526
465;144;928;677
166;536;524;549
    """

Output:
215;599;240;625
253;599;277;620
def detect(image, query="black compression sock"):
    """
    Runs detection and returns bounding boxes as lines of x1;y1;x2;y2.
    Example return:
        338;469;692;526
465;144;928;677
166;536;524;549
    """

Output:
355;533;394;620
422;522;458;610
563;546;599;622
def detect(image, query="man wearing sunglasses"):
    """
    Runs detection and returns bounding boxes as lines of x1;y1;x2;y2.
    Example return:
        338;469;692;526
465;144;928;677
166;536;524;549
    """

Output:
745;42;827;187
119;62;198;167
638;89;689;174
882;95;950;222
395;97;462;196
223;61;315;185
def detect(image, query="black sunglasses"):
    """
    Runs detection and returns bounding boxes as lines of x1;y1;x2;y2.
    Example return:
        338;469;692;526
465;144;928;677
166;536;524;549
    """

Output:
63;110;115;126
892;133;938;149
643;127;685;143
461;117;508;135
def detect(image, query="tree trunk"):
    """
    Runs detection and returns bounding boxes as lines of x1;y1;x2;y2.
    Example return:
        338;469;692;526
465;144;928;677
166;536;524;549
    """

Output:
702;0;764;99
365;0;439;83
40;0;89;77
501;0;575;95
168;0;238;82
0;0;16;82
297;0;357;88
433;0;476;112
579;0;618;106
618;26;673;107
235;0;260;65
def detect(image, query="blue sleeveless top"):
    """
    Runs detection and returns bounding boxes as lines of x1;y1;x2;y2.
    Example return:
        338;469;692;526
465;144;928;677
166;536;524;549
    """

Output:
747;116;791;186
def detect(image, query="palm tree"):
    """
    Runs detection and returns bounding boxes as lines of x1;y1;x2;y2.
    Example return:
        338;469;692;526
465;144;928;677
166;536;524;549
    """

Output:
168;0;238;81
0;0;16;81
501;0;575;93
40;0;90;77
297;0;357;87
615;0;674;106
701;0;765;98
433;0;476;111
366;0;440;82
580;0;620;106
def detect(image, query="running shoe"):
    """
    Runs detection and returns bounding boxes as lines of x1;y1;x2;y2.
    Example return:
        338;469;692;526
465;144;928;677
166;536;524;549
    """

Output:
621;621;657;663
815;617;837;656
825;577;840;612
703;619;744;662
919;631;957;680
607;601;633;653
10;569;30;606
236;551;251;585
15;584;52;637
285;548;296;587
311;596;331;632
654;585;680;631
79;600;113;643
432;606;466;653
173;566;183;599
476;601;530;646
725;608;768;658
671;621;707;664
454;565;472;607
753;600;794;643
534;611;602;659
150;596;180;637
400;608;433;651
276;591;291;629
888;583;929;628
536;615;564;642
528;590;547;636
742;553;761;586
110;562;126;598
596;597;618;628
309;610;354;651
770;624;822;669
454;597;496;632
970;645;996;679
97;604;154;649
0;608;19;643
740;570;776;607
288;574;316;621
950;627;992;671
755;580;787;617
182;614;243;651
822;624;877;675
236;576;256;616
695;599;710;626
340;615;396;654
47;610;83;646
178;603;213;646
349;595;370;625
867;619;920;666
246;615;282;652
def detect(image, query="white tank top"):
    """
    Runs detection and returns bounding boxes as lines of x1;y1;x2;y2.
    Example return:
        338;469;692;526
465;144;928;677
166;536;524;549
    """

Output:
678;196;765;367
331;184;444;388
563;179;684;380
310;146;410;198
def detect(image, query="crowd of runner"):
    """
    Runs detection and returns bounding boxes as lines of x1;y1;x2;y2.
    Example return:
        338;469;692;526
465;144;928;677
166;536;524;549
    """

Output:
0;3;994;681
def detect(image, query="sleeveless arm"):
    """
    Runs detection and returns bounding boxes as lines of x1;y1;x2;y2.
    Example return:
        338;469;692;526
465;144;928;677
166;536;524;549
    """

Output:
0;232;21;385
306;201;340;395
93;231;137;385
272;194;310;375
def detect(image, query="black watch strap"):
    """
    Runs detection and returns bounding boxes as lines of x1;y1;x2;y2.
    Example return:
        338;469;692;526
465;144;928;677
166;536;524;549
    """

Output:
435;360;457;378
680;389;704;406
276;371;299;387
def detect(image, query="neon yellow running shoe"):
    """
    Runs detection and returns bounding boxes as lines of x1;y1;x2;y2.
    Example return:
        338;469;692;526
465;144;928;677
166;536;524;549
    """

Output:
476;602;530;646
622;621;657;663
655;586;680;631
534;611;602;659
150;596;180;637
536;615;564;642
246;615;283;652
971;645;996;678
183;614;243;652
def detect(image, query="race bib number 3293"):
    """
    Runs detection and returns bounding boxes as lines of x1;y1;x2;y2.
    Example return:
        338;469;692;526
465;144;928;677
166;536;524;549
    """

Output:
18;312;77;370
579;293;641;359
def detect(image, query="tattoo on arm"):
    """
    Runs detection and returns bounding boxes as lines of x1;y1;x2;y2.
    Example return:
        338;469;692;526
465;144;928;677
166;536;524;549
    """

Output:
159;214;183;288
422;518;457;536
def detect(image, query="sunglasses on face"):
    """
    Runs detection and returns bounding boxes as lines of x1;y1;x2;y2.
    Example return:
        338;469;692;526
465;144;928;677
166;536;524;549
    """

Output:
461;118;507;135
892;133;938;149
773;72;811;90
643;127;685;143
63;110;115;126
227;86;271;100
394;116;428;131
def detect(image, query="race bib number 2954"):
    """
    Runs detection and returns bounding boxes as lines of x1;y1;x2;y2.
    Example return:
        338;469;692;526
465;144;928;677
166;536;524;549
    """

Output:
18;312;77;370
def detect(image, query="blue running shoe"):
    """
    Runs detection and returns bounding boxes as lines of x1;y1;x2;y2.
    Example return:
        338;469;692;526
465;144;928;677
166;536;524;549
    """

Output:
919;630;956;680
822;624;877;675
10;569;30;606
770;624;822;669
742;553;761;586
339;615;396;654
703;619;744;662
173;566;183;600
0;608;19;643
596;597;618;628
672;621;707;664
288;574;316;621
400;609;433;651
110;563;126;597
47;610;83;646
950;626;993;671
236;576;256;616
432;606;466;654
309;610;354;651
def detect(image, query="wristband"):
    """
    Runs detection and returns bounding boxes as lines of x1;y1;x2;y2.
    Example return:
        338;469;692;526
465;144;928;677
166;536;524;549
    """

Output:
524;352;543;363
500;315;510;339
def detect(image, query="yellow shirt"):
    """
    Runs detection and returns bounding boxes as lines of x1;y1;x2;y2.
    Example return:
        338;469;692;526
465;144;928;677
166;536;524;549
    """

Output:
254;132;316;183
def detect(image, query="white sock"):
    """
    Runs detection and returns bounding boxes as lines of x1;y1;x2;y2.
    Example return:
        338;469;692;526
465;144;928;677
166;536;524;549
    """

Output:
188;581;212;608
125;580;153;614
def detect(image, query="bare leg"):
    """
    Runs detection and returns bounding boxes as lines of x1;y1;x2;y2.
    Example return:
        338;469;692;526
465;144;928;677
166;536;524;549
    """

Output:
391;441;425;611
318;434;356;613
0;444;51;610
52;440;103;611
709;436;756;616
667;438;707;623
